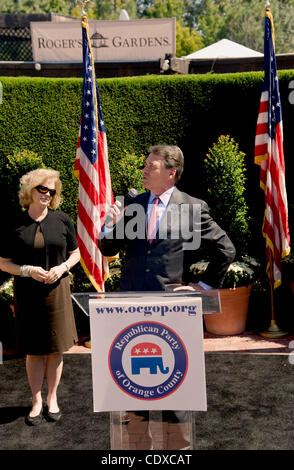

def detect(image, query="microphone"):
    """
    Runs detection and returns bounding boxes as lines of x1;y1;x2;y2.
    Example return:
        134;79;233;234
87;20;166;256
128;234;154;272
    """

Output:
123;188;138;206
104;188;138;226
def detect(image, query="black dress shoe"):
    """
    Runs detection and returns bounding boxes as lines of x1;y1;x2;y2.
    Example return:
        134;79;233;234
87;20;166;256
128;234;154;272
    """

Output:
43;404;62;422
25;408;43;426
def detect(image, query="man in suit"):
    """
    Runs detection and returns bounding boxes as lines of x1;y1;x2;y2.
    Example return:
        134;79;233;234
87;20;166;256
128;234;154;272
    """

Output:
99;144;235;291
99;145;235;449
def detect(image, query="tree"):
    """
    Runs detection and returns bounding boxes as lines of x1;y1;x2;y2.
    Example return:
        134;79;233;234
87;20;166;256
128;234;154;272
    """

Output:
271;0;294;53
0;0;20;13
197;0;226;47
0;0;71;14
176;22;203;57
137;0;185;21
196;0;294;54
181;0;200;30
72;0;138;20
137;0;203;56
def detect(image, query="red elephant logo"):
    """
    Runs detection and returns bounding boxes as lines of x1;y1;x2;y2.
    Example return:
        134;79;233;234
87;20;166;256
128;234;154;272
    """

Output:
131;342;169;375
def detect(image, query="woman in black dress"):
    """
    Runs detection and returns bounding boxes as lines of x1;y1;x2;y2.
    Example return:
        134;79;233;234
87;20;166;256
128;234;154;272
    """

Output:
0;168;80;425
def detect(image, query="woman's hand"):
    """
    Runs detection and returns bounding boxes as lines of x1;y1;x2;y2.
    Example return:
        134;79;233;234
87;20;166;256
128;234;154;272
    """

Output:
30;266;49;282
44;264;66;284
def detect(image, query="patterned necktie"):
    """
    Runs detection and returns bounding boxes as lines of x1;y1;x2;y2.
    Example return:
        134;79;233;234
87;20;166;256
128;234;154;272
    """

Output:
147;197;160;243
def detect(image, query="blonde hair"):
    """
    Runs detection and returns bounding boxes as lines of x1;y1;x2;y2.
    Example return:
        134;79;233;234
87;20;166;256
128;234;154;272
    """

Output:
18;168;62;210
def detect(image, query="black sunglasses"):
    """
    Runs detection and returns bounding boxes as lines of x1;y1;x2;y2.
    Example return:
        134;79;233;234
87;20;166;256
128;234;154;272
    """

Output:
35;185;56;197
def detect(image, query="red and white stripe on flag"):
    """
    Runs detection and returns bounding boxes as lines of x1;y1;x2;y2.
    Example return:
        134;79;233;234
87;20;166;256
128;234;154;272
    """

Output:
255;8;290;289
75;16;114;292
255;94;290;288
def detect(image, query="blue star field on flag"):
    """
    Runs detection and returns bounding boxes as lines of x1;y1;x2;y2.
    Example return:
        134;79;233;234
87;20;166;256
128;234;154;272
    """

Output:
263;16;281;140
80;26;105;165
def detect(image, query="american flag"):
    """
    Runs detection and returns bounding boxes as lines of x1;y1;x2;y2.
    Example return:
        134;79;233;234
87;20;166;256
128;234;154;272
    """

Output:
254;5;290;288
75;16;113;291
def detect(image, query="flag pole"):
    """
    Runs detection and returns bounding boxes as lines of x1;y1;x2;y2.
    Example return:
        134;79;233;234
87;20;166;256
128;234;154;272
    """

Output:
75;0;114;295
260;252;288;338
254;2;290;338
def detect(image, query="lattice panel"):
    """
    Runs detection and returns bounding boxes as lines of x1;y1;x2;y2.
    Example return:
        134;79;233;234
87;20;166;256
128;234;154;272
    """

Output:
0;27;33;61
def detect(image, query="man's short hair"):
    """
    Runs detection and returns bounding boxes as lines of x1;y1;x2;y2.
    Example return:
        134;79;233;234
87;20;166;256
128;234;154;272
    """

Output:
148;145;184;183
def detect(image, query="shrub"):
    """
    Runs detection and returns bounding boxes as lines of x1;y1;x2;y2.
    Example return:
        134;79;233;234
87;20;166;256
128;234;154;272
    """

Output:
110;152;145;196
0;148;46;215
203;135;250;258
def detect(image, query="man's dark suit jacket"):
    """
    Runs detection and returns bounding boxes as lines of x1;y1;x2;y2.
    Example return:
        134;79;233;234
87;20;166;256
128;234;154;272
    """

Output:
99;187;236;291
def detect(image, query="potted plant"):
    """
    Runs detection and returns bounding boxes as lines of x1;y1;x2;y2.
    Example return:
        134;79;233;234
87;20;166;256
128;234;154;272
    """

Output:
0;276;16;355
190;256;261;335
0;277;14;308
197;135;258;335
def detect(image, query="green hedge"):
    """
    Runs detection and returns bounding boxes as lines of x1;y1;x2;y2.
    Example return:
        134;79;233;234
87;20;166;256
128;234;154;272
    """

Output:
0;72;293;261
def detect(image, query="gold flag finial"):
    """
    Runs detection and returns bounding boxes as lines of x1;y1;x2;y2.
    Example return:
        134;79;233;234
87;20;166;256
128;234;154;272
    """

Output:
264;0;275;49
77;0;92;16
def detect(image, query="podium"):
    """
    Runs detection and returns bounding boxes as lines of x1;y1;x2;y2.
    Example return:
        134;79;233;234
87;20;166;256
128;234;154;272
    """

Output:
72;290;221;450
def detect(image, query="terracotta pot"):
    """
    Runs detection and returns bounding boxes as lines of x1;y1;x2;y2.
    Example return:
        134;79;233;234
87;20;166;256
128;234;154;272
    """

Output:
204;285;253;335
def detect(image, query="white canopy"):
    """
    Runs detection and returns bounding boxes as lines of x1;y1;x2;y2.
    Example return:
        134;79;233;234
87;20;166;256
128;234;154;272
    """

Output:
184;38;263;59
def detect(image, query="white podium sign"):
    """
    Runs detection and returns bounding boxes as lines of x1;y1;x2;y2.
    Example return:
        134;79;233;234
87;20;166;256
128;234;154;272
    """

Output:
89;295;207;412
